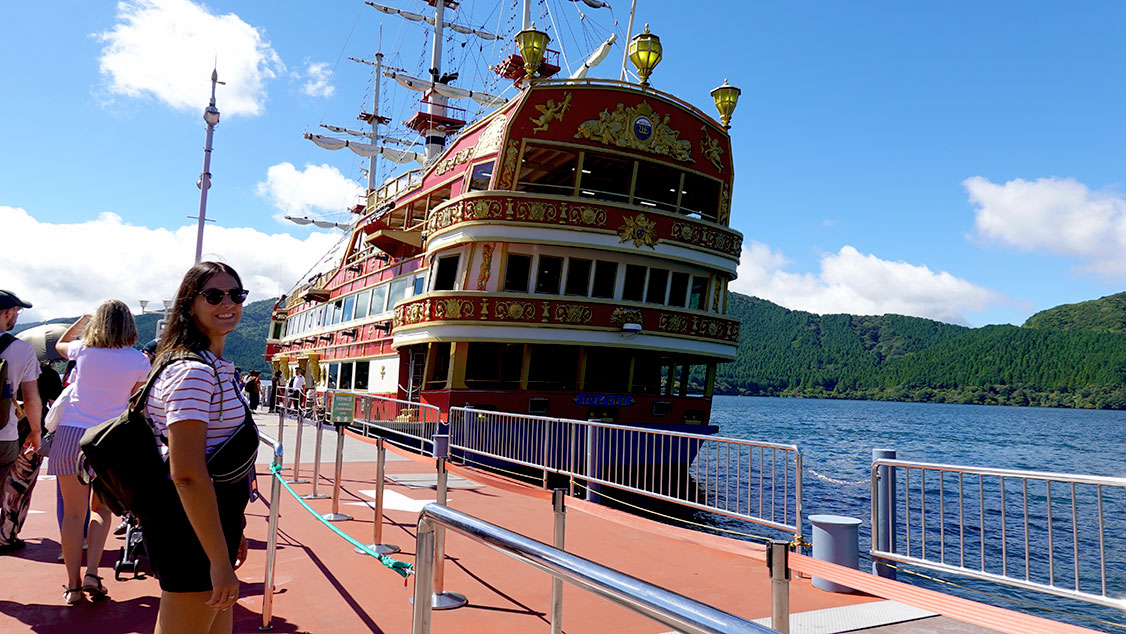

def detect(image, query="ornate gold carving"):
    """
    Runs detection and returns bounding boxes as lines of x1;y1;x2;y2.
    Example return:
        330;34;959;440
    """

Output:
477;244;494;290
402;300;430;324
473;115;507;157
700;126;724;171
718;182;731;225
530;92;572;133
480;298;490;319
609;308;644;327
498;140;520;189
669;221;739;256
567;204;607;226
554;304;593;324
659;313;689;333
435;148;474;176
575;101;693;163
618;213;659;248
494;300;535;320
712;283;720;312
434;298;475;320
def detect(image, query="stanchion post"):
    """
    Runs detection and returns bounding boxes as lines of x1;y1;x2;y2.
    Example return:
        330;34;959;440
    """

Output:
290;399;308;484
356;436;399;555
260;444;284;631
411;519;436;634
429;457;467;609
550;488;566;634
303;412;328;500
322;420;353;522
872;448;896;579
768;539;790;634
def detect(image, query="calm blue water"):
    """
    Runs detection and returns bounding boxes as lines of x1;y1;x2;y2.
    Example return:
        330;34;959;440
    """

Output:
705;396;1126;632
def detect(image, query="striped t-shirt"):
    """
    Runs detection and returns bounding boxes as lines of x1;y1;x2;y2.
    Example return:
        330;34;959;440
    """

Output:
145;351;248;452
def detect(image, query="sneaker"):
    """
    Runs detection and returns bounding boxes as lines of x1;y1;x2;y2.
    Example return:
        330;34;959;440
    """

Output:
0;538;26;554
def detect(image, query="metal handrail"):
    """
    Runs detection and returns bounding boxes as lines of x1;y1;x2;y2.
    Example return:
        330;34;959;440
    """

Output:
870;458;1126;611
448;407;802;539
411;503;775;634
336;390;442;454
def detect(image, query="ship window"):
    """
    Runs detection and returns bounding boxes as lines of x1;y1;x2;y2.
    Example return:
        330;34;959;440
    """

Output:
271;322;283;339
413;276;425;295
387;277;412;310
433;255;460;291
517;145;577;195
331;300;343;325
622;264;646;302
528;345;579;390
327;363;340;389
425;343;451;389
590;260;617;299
564;258;592;296
534;256;563;294
669;272;689;307
689;276;708;310
578;153;632;204
342;295;356;322
354;290;371;320
354;361;369;391
632;352;665;394
340;362;354;390
634;163;681;212
467;161;494;192
370;285;388;314
583;347;630;392
465;342;523;389
502;253;531;293
645;268;669;304
680;172;721;222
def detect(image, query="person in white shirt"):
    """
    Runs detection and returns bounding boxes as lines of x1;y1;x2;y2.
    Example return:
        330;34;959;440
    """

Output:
0;289;42;555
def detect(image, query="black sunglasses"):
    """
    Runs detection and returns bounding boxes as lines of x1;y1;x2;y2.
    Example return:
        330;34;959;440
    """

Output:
197;288;249;305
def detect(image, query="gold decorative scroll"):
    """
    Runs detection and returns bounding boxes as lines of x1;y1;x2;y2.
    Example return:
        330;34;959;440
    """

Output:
530;92;573;133
494;300;536;320
609;308;644;327
718;182;731;225
618;213;659;248
575;101;693;163
554;303;593;324
473;114;507;157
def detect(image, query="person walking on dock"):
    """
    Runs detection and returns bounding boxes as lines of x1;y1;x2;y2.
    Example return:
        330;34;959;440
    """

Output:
0;290;42;555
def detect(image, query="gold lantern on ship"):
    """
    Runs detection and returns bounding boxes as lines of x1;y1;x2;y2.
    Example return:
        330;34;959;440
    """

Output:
711;79;742;129
628;25;662;87
515;25;551;80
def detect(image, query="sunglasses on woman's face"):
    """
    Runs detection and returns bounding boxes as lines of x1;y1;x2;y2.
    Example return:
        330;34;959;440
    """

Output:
197;288;250;305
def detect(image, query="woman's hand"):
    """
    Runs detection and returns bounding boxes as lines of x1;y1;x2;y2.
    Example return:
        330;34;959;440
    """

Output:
234;534;248;570
207;562;240;610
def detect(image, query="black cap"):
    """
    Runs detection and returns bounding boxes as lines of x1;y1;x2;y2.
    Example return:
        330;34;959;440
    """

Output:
0;290;32;310
142;339;159;355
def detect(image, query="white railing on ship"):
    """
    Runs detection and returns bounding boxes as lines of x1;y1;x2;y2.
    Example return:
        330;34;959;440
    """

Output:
447;407;803;539
870;459;1126;611
327;390;441;455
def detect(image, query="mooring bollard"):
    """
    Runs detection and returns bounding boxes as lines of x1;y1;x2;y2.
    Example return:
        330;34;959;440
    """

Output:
810;515;861;593
321;418;353;522
550;488;566;634
872;448;896;579
429;457;467;609
356;436;399;555
767;540;790;634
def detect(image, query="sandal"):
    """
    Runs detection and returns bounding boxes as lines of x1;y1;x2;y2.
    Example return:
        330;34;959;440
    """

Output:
82;573;108;601
63;585;84;605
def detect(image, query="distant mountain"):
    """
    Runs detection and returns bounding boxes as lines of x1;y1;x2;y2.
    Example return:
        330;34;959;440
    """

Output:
1023;292;1126;333
716;293;1126;409
12;298;277;374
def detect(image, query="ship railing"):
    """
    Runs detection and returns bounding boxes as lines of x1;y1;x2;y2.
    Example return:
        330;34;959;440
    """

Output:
330;390;442;455
447;407;803;540
412;502;775;634
870;458;1126;612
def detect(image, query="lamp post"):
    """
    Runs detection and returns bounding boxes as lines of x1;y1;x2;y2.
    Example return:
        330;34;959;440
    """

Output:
139;299;174;339
515;25;550;84
193;69;224;263
627;25;662;87
710;79;742;129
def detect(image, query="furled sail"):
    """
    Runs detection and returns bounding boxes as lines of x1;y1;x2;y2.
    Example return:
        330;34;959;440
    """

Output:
570;34;617;79
320;125;417;146
364;1;499;40
304;133;425;164
567;0;611;7
385;71;507;106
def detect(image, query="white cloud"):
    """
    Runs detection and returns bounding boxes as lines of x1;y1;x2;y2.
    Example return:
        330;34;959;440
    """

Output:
255;162;365;219
731;242;1000;324
965;176;1126;275
301;62;336;98
0;206;341;322
96;0;285;117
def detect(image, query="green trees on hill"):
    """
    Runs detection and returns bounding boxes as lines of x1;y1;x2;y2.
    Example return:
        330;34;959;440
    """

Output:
716;293;1126;409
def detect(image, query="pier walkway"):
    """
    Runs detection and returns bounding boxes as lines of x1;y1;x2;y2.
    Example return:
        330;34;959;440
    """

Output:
0;411;1093;633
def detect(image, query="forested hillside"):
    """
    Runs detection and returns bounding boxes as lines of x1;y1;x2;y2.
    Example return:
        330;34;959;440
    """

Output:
717;293;1126;409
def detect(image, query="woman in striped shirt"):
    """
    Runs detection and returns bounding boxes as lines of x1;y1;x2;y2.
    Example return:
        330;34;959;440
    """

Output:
142;262;254;634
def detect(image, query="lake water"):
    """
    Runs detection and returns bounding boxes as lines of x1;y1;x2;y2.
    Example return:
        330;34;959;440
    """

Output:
705;396;1126;632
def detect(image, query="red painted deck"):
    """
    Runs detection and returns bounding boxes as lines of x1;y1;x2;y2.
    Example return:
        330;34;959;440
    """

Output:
0;417;1096;633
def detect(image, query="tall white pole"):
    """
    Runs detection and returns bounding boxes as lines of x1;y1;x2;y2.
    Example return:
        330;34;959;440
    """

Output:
194;69;222;263
369;50;383;192
522;0;531;30
619;0;638;81
424;0;448;162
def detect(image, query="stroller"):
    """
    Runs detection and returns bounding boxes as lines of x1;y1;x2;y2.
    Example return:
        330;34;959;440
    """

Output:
113;514;148;580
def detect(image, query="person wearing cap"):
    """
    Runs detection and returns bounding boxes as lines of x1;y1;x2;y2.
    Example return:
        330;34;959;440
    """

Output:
0;290;43;554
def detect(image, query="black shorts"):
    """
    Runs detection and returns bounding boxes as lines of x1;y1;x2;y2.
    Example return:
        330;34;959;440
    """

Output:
139;475;251;593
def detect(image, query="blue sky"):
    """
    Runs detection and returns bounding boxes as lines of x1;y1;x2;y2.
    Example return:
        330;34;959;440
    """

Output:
2;0;1125;327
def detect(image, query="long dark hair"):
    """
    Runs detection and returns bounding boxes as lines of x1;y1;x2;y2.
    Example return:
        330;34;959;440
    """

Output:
156;261;243;361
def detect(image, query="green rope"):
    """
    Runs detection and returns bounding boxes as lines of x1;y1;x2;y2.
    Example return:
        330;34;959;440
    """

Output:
268;462;414;578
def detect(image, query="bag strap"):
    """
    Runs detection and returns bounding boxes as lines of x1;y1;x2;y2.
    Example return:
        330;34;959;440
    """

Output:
0;333;14;355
